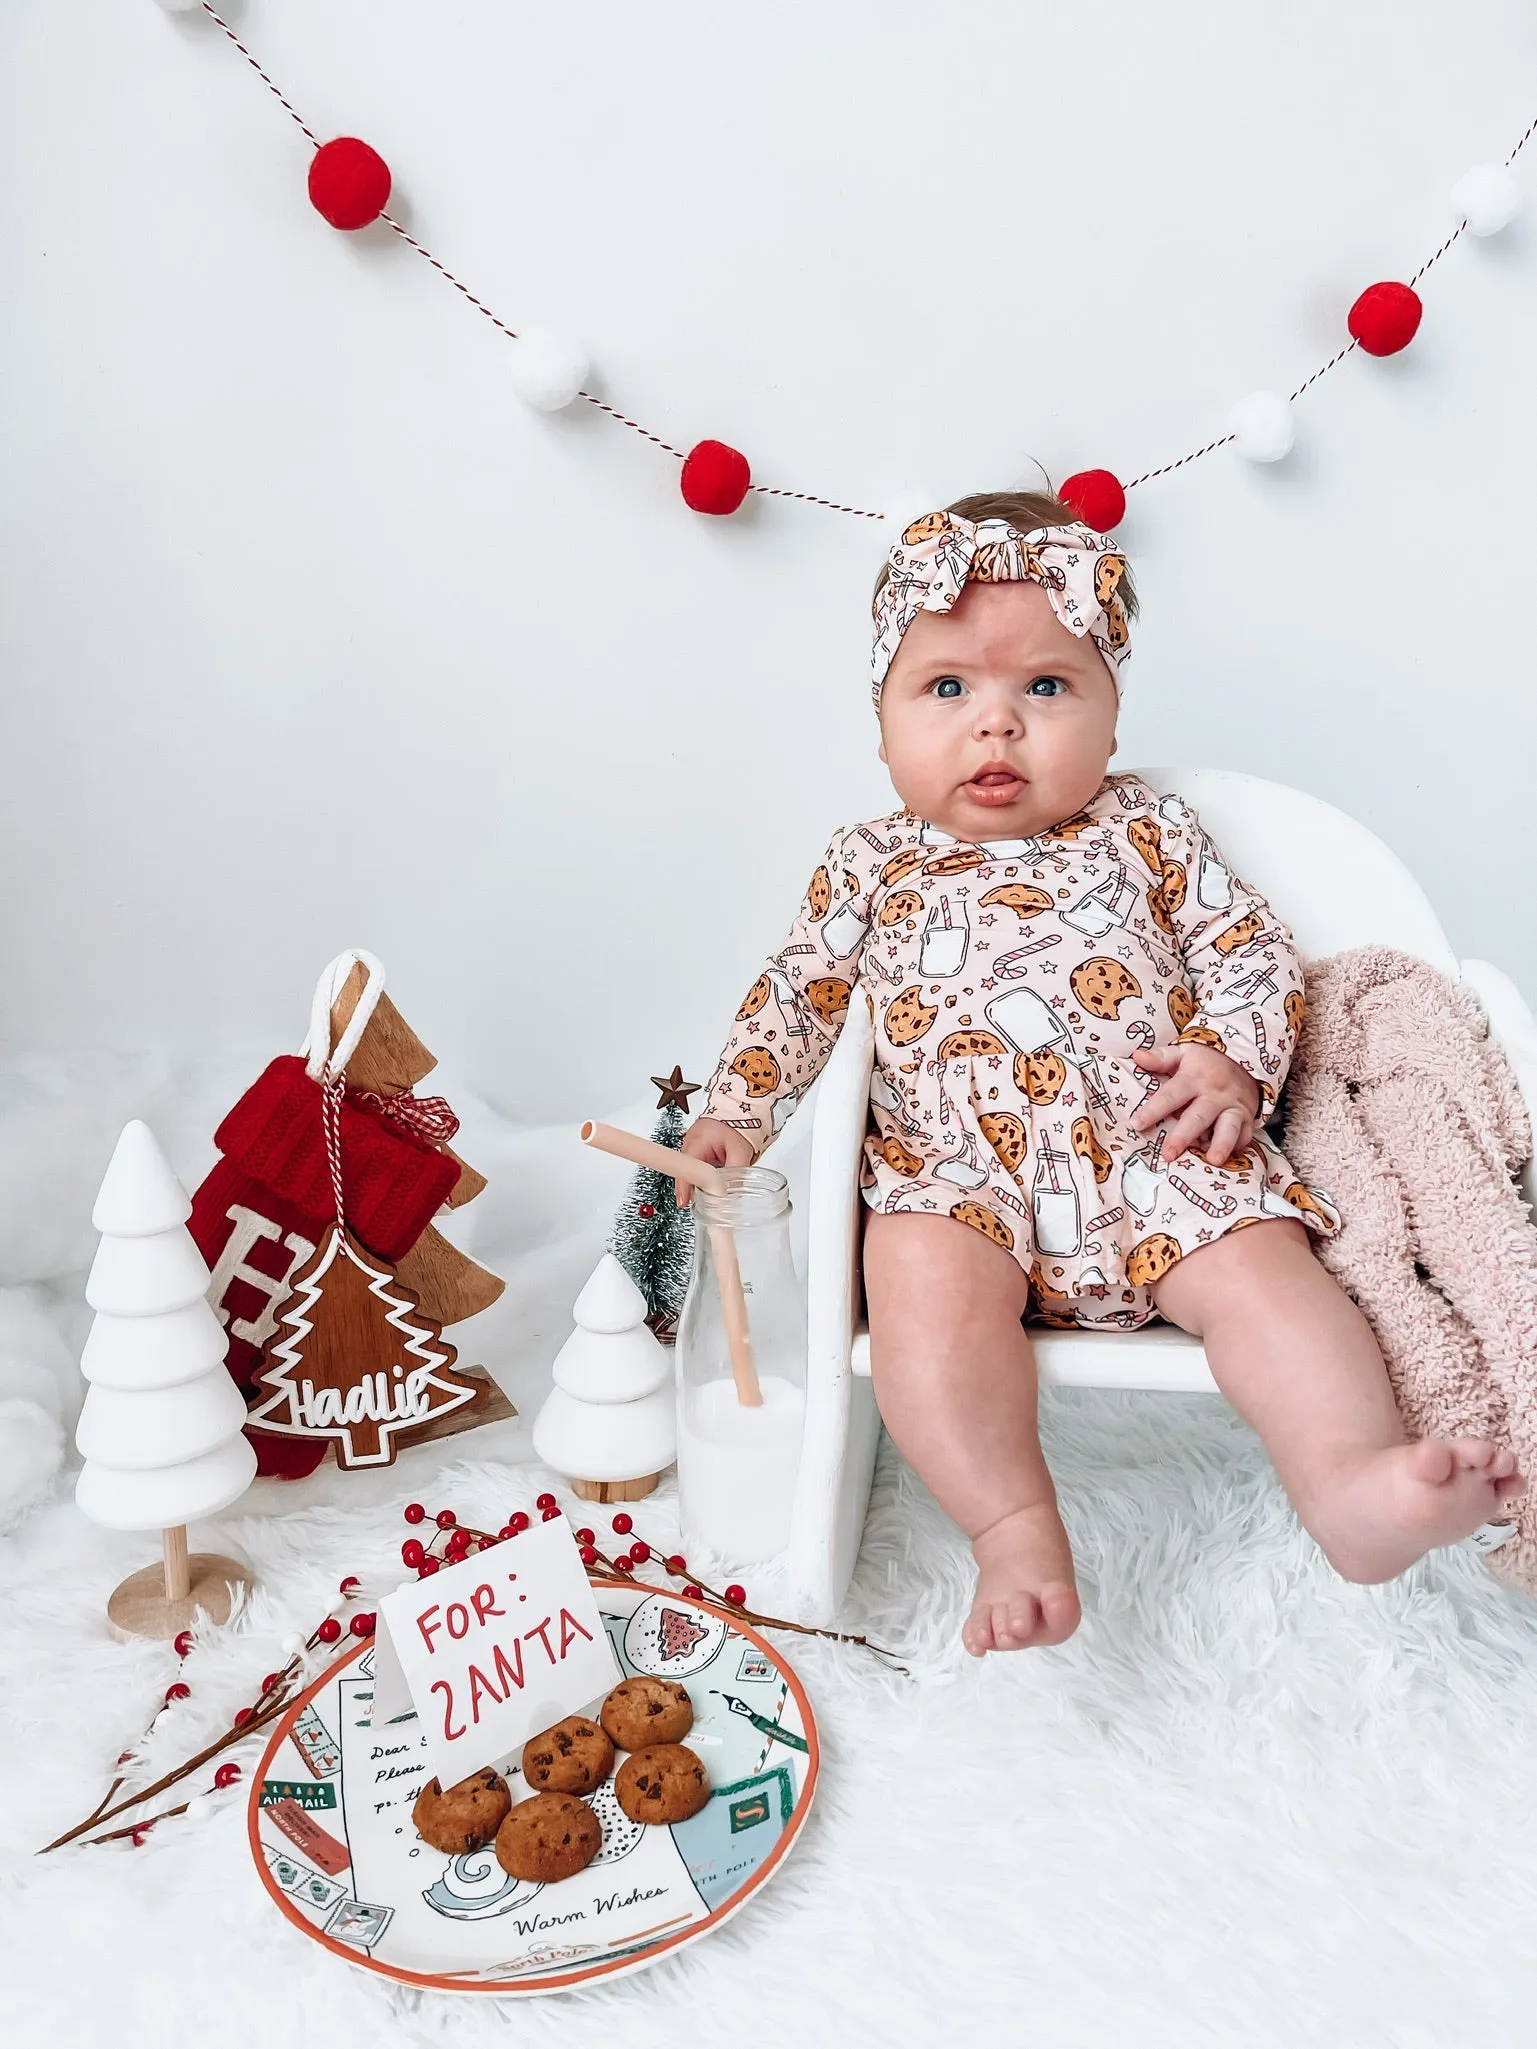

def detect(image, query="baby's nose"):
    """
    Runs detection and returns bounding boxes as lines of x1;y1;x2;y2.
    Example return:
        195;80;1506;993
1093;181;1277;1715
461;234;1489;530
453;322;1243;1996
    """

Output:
973;701;1022;738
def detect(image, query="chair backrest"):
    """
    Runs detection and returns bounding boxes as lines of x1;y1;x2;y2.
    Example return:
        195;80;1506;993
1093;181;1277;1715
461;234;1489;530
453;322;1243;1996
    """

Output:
1136;767;1458;976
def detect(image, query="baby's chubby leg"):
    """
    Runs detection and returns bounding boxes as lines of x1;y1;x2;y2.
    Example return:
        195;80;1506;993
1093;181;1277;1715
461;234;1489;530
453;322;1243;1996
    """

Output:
1152;1219;1525;1582
863;1211;1079;1655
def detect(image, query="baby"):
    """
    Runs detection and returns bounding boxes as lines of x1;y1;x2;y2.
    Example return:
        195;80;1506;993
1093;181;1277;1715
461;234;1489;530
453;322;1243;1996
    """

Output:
678;489;1524;1655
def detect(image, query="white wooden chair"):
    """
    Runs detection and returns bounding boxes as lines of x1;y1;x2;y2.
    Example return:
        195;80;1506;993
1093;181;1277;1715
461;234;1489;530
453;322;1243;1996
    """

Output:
778;768;1537;1624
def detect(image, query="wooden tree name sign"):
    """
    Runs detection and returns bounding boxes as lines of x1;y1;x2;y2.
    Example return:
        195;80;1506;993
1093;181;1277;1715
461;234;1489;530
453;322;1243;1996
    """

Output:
189;949;515;1477
248;1226;480;1468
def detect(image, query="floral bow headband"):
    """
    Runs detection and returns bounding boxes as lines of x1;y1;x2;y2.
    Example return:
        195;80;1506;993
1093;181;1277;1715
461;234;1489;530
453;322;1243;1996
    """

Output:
870;510;1132;705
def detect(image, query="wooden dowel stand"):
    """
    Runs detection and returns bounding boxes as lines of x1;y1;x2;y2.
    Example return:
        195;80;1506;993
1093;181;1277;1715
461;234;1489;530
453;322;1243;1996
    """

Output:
163;1526;190;1604
579;1120;762;1407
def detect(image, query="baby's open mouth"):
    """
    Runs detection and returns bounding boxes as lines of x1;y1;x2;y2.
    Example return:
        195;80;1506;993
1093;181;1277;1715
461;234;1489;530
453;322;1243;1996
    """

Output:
962;766;1025;806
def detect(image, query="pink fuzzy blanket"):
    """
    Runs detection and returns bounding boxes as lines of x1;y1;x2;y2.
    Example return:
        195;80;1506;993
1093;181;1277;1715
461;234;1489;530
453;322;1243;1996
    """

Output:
1281;946;1537;1592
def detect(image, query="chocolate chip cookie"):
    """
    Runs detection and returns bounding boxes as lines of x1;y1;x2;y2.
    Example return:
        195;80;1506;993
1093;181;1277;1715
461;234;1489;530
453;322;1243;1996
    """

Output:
613;1742;711;1825
521;1713;615;1795
494;1792;602;1883
411;1766;512;1855
600;1676;694;1752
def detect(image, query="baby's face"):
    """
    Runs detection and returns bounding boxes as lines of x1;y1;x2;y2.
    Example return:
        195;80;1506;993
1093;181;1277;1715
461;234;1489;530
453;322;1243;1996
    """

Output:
877;581;1119;840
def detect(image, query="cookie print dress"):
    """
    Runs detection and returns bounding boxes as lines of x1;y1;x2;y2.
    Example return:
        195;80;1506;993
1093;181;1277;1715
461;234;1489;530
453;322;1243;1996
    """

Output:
701;774;1340;1329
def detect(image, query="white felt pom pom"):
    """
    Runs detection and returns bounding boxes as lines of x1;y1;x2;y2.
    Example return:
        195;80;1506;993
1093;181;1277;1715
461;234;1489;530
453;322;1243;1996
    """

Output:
1227;390;1295;463
280;1632;305;1656
880;487;942;542
1451;163;1519;236
185;1796;211;1820
507;328;589;410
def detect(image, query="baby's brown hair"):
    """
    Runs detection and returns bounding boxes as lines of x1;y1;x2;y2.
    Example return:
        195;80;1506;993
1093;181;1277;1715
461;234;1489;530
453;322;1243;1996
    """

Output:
871;487;1140;623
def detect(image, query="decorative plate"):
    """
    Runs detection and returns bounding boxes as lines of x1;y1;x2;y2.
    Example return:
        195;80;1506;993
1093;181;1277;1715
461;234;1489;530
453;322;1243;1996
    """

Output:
247;1581;818;1995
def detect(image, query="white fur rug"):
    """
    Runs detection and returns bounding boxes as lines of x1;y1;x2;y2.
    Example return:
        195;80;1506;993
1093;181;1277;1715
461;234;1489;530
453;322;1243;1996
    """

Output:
6;1061;1537;2045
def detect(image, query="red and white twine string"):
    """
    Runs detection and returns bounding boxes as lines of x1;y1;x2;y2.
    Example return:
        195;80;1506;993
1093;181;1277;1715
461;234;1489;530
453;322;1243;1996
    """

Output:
195;4;1534;516
321;1073;347;1230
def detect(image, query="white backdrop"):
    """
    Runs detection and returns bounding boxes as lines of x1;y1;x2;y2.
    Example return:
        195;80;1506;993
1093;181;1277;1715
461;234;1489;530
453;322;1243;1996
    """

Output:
3;0;1535;1121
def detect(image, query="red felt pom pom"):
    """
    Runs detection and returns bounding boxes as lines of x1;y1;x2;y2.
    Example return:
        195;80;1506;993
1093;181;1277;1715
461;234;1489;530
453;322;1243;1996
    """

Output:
234;1707;253;1727
163;1682;191;1706
509;1511;531;1534
214;1763;241;1789
541;1505;561;1522
173;1630;195;1658
338;1576;361;1597
574;1527;595;1546
403;1503;426;1525
131;1822;154;1846
681;439;751;516
350;1612;376;1638
1058;469;1126;533
665;1554;687;1574
611;1512;634;1535
628;1541;651;1563
418;1557;440;1576
317;1617;343;1644
724;1584;747;1607
613;1557;635;1575
579;1545;598;1567
1348;280;1423;357
401;1539;426;1568
260;1672;281;1696
682;1583;703;1599
536;1492;557;1511
307;137;392;232
435;1510;457;1529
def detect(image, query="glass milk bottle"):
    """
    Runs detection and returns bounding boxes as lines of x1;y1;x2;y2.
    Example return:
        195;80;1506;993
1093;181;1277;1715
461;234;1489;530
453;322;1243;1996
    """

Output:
675;1166;807;1569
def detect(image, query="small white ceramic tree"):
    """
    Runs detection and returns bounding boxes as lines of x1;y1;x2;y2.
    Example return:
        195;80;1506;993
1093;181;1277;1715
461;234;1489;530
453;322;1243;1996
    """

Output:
532;1254;675;1504
75;1120;257;1640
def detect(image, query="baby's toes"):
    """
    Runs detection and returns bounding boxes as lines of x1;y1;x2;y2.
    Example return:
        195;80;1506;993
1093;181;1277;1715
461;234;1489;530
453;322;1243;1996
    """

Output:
1407;1439;1455;1485
961;1608;994;1659
1448;1437;1500;1473
1489;1446;1520;1480
990;1596;1041;1650
1038;1584;1082;1646
1495;1470;1526;1501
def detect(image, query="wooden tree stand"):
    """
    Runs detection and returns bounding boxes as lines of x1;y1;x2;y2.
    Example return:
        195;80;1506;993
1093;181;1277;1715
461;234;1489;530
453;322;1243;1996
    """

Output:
569;1473;665;1505
105;1526;253;1644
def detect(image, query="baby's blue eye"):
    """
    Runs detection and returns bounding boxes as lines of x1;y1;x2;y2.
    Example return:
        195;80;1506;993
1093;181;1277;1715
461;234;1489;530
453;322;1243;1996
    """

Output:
1029;676;1067;697
932;677;965;699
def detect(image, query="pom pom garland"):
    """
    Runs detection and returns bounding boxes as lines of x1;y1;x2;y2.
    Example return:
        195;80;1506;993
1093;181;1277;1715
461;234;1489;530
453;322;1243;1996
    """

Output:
164;21;1537;528
1227;389;1295;463
1347;280;1423;356
506;327;589;410
1058;469;1126;532
681;439;751;515
1451;162;1519;236
307;137;392;231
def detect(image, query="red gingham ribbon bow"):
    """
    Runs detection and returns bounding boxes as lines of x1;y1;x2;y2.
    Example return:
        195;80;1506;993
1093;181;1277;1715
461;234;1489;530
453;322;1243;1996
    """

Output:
347;1086;461;1147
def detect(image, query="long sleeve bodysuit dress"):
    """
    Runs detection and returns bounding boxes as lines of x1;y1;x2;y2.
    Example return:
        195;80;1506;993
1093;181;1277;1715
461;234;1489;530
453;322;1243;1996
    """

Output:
701;774;1339;1328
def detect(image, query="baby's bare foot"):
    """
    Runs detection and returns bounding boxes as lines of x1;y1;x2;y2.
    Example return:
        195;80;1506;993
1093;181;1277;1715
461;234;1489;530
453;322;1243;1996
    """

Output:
1309;1437;1525;1584
963;1502;1080;1657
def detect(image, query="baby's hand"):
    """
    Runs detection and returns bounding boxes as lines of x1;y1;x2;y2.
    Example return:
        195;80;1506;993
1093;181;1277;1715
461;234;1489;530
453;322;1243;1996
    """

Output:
1129;1043;1260;1167
674;1117;756;1207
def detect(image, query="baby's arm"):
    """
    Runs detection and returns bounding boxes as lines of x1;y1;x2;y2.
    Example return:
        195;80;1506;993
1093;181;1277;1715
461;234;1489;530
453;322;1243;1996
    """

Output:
1131;802;1304;1163
679;827;871;1194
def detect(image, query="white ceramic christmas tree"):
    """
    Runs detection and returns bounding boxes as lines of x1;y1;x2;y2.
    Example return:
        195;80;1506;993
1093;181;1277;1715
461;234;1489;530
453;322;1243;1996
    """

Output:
75;1121;257;1641
532;1254;675;1504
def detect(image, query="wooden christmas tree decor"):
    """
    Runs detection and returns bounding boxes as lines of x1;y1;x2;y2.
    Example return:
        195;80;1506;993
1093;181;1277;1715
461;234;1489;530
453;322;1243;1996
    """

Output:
190;949;515;1477
247;1226;479;1468
532;1255;676;1503
75;1121;256;1642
